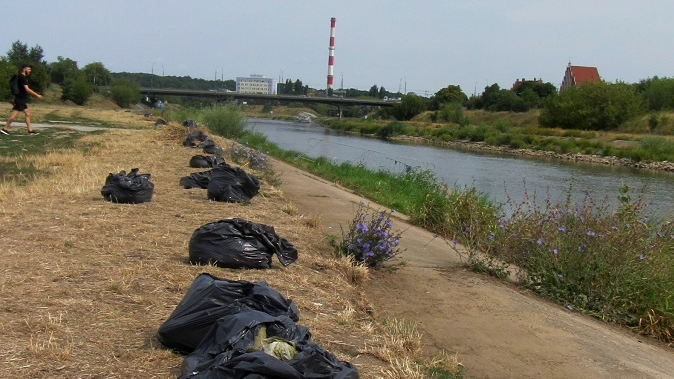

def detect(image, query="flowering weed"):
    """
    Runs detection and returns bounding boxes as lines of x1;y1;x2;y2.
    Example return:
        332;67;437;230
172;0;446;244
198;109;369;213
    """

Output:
226;142;274;176
337;201;404;268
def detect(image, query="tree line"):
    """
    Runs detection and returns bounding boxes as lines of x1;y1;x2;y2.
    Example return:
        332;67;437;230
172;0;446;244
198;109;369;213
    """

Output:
3;39;674;131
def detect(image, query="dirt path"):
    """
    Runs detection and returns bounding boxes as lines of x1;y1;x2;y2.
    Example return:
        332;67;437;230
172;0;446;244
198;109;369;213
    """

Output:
273;159;674;379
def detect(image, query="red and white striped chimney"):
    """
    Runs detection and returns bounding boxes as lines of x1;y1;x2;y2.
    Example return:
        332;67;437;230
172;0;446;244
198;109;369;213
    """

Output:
327;17;336;91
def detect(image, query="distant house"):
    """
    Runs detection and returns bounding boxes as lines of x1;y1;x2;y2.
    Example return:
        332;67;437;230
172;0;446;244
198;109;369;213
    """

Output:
511;77;543;91
560;62;600;91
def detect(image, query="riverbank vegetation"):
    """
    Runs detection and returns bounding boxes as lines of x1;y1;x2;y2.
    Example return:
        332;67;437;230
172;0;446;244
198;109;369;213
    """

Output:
170;105;674;345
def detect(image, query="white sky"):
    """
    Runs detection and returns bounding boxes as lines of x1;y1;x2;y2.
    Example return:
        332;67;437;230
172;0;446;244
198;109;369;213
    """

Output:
3;0;672;96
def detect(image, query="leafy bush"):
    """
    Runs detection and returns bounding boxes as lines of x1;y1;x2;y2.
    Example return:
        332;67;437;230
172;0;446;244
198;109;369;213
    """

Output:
200;104;246;138
110;79;140;108
61;74;93;105
337;201;403;267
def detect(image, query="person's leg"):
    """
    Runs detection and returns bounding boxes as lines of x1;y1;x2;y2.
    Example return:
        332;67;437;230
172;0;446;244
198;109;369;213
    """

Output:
3;110;19;132
24;108;33;132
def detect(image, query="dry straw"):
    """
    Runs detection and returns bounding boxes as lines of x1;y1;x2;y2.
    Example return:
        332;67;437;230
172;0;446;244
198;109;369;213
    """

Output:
0;111;460;378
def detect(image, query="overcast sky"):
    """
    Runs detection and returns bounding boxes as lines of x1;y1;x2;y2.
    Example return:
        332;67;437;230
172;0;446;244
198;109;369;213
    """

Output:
3;1;672;96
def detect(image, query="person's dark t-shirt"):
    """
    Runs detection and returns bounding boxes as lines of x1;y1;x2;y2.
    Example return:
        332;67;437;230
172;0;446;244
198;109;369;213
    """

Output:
16;74;28;99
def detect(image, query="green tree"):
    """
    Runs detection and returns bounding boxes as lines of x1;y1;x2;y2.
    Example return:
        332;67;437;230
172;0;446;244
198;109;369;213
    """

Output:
82;62;112;86
391;93;427;120
0;58;16;101
61;73;93;105
368;84;378;98
110;79;140;108
540;82;647;130
293;79;304;95
431;85;467;110
48;56;79;84
378;86;387;99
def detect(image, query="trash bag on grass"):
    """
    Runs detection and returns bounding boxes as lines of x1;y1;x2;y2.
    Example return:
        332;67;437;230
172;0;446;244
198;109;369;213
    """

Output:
156;273;300;354
157;273;358;379
178;311;357;379
200;139;223;156
183;131;209;147
188;218;298;269
183;119;198;128
207;165;260;203
190;155;225;168
179;170;213;189
101;168;154;204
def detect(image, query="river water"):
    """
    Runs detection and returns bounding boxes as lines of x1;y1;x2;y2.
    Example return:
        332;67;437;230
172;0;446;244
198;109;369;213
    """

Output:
246;118;674;221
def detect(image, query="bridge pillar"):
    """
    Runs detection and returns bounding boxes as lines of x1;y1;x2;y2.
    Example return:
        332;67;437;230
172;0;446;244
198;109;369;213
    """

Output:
338;105;342;119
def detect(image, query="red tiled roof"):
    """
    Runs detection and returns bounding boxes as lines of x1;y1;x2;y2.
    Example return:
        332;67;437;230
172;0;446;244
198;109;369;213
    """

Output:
570;66;600;85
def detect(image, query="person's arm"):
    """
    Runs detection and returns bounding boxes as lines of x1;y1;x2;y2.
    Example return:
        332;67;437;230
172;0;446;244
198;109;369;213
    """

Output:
23;84;42;100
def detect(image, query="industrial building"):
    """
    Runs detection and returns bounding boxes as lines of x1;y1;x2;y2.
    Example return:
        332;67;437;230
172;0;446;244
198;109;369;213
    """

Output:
236;75;276;94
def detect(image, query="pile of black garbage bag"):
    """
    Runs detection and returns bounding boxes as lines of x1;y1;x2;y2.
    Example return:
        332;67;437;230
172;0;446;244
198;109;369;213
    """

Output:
189;218;298;269
101;168;154;204
180;164;260;203
157;273;358;379
183;130;223;156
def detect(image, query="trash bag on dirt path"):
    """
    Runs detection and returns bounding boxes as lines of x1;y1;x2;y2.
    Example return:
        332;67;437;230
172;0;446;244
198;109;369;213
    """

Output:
183;131;209;147
206;165;259;203
179;170;213;189
178;311;358;379
188;218;298;269
101;168;154;204
190;155;226;168
156;273;300;354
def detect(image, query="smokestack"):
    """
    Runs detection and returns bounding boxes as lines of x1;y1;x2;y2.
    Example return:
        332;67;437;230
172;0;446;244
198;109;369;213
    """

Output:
327;17;336;92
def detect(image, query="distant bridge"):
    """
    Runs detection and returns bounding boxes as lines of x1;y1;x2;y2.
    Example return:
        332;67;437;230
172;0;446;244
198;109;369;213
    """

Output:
139;88;398;117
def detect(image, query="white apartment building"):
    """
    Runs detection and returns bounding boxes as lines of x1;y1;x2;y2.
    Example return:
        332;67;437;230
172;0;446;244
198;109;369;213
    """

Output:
236;75;276;94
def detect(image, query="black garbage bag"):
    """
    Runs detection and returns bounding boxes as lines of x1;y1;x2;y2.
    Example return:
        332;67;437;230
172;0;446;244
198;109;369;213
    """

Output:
200;139;223;156
183;119;198;128
178;310;357;379
101;168;154;204
207;165;259;203
155;118;167;126
156;273;300;354
188;218;298;269
180;170;213;189
184;131;209;147
189;155;226;168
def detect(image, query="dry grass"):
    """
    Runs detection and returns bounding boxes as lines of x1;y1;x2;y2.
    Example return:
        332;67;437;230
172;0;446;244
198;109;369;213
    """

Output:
0;122;392;378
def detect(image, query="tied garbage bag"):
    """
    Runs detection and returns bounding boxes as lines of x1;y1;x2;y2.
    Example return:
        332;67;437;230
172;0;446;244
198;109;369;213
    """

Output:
183;131;209;147
101;168;154;204
190;155;225;168
188;218;298;269
183;119;198;128
156;273;300;354
206;165;259;203
180;170;214;189
200;139;223;156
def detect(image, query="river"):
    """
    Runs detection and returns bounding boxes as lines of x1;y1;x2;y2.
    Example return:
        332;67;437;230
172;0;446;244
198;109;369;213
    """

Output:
246;118;674;221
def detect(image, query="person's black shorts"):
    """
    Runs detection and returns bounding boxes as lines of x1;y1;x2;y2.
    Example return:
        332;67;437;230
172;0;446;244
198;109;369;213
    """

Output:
12;98;28;112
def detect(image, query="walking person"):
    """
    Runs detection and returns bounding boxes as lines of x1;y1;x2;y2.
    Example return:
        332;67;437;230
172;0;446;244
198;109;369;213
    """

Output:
2;64;43;135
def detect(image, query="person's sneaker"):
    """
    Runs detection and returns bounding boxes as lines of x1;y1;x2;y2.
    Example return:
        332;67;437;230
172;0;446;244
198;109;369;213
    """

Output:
0;129;9;135
28;131;39;135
